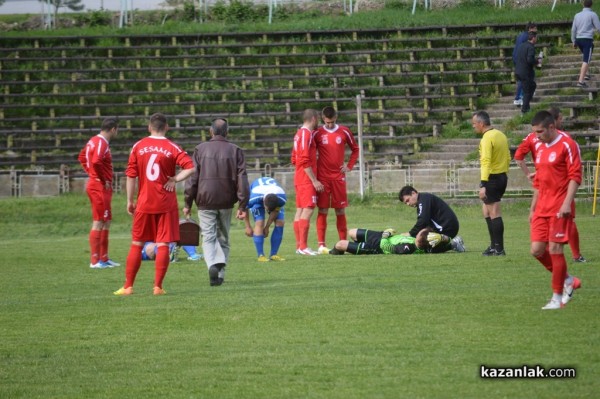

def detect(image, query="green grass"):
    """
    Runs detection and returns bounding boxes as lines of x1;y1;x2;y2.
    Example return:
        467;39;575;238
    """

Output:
0;193;599;398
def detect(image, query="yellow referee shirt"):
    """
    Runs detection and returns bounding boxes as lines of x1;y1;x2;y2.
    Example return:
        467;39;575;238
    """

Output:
479;128;510;182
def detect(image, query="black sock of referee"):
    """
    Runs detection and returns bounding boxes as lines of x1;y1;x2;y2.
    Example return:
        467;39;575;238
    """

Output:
485;217;493;249
491;217;504;252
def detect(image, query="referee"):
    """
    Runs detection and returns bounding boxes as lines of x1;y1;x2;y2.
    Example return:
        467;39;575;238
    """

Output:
472;111;510;256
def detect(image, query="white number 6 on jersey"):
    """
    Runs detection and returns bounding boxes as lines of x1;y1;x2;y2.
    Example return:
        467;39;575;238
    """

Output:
146;154;160;181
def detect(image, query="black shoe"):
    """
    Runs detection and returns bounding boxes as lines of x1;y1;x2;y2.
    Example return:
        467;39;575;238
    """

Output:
585;74;591;81
493;249;506;256
329;248;344;255
573;255;587;263
482;246;494;256
576;81;588;88
209;263;225;286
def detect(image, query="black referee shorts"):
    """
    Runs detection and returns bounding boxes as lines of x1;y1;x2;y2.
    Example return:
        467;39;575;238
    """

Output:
483;172;508;204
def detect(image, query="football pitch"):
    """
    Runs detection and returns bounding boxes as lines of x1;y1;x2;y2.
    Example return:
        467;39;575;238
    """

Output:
1;193;598;398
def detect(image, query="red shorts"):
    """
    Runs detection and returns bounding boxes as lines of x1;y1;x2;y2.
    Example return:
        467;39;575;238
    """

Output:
295;183;317;209
317;179;348;209
131;209;180;243
86;180;112;222
530;215;572;244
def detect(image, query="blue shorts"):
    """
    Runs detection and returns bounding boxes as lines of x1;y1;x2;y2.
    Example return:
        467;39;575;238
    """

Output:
251;206;285;222
576;38;594;63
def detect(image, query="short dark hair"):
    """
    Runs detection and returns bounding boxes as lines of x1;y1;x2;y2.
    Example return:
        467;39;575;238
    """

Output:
303;109;319;123
526;22;537;31
149;113;168;133
211;118;228;136
528;31;537;41
531;111;555;128
264;194;279;213
101;117;119;132
547;106;562;122
399;185;417;200
322;106;337;119
472;111;491;126
584;0;592;8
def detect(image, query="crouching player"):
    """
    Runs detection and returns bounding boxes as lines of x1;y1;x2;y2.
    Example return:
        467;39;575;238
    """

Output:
244;177;287;262
330;228;431;255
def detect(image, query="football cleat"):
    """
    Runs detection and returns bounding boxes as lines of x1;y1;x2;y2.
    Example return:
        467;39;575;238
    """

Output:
451;236;466;252
90;261;109;269
269;255;286;261
113;286;133;296
257;255;270;262
153;287;167;296
542;299;564;310
573;255;586;263
104;259;121;267
296;248;318;256
561;276;581;305
187;253;203;261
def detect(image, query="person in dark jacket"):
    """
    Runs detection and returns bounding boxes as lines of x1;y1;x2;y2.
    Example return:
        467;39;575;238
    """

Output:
515;31;539;114
398;186;465;253
512;22;537;106
183;118;250;286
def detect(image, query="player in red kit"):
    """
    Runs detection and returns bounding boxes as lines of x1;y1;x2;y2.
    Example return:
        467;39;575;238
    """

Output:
292;109;324;255
314;106;359;254
528;111;582;310
514;107;586;263
114;113;194;296
78;118;120;269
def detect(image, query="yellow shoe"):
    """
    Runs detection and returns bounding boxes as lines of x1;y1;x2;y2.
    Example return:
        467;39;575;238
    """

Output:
270;255;286;261
153;287;167;296
113;286;133;296
257;255;270;262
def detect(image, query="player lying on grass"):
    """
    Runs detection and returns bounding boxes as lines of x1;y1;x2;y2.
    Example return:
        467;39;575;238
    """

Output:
330;228;466;255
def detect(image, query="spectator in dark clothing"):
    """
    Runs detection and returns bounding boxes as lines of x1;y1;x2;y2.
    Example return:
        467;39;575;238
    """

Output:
515;31;539;114
512;22;537;106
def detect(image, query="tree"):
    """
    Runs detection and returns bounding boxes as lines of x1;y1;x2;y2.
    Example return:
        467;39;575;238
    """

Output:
39;0;85;28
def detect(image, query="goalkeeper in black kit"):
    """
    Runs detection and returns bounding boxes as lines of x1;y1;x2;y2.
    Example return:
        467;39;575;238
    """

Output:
399;185;466;253
330;228;431;255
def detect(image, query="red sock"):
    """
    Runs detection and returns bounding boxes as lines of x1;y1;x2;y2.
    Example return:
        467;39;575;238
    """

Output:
569;222;581;259
89;229;101;264
124;244;143;289
293;220;300;250
317;213;327;246
298;219;310;249
550;253;567;294
100;230;109;262
336;214;347;240
535;250;553;272
154;245;170;289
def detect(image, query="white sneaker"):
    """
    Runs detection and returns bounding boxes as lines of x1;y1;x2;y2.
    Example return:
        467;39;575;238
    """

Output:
513;99;523;106
561;276;581;305
296;248;318;256
90;261;108;269
542;299;564;310
318;245;331;255
451;236;466;252
104;259;121;267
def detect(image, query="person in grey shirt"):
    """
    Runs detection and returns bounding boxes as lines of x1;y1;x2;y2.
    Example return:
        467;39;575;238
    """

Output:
571;0;600;87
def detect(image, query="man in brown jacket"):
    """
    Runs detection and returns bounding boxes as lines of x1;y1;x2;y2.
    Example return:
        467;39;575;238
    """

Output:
184;118;249;286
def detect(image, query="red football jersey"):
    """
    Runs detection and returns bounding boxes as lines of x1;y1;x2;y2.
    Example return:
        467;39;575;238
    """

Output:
314;124;359;181
514;129;572;162
292;127;318;186
126;136;193;214
533;134;582;217
78;134;113;183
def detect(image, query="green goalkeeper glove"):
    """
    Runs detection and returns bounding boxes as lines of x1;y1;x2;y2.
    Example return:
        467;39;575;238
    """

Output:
382;228;396;239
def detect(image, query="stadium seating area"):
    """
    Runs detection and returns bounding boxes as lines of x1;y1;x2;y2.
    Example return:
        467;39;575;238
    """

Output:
0;21;572;170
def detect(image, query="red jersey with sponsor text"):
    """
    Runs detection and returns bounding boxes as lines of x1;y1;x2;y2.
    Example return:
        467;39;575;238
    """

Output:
532;134;582;217
292;127;318;186
78;134;113;183
126;136;193;214
314;124;359;181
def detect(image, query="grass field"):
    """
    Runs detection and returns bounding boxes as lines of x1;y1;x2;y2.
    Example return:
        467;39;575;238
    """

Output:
1;193;598;398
